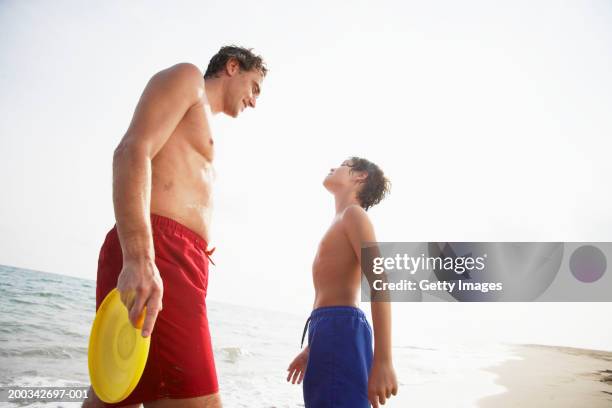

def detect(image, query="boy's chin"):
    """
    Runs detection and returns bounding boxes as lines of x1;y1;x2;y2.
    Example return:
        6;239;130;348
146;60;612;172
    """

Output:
224;107;240;118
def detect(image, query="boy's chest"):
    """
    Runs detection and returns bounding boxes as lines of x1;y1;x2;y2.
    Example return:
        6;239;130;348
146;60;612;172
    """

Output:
316;223;355;261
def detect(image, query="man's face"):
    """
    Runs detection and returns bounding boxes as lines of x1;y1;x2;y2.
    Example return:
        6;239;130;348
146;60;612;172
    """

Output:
224;61;263;117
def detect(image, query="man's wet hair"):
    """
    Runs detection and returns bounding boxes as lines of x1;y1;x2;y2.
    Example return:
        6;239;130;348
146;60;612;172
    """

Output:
348;157;391;211
204;45;268;79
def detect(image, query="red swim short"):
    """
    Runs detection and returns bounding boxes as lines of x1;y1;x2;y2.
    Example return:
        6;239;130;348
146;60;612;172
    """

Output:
95;213;218;406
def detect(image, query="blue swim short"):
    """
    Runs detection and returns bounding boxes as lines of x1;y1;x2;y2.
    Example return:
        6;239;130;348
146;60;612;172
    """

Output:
302;306;373;408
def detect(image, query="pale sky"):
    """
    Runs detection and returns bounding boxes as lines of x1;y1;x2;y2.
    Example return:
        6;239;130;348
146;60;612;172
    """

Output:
1;0;611;350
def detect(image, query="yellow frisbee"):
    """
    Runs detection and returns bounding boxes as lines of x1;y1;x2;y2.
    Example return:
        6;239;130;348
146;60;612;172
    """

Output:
88;288;150;403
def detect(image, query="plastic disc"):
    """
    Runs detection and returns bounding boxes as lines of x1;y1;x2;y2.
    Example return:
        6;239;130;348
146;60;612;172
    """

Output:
88;288;150;403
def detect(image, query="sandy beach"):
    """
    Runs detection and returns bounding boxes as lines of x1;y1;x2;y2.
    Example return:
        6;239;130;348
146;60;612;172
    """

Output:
370;342;612;408
479;344;612;408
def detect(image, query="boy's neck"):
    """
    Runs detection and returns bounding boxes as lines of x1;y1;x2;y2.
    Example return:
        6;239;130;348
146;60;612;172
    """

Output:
333;191;360;215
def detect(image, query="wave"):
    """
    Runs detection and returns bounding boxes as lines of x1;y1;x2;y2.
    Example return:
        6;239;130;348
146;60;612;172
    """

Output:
1;374;88;388
217;346;252;363
0;346;87;359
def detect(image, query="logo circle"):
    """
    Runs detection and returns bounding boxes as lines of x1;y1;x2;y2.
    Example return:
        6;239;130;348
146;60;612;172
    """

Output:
569;245;606;283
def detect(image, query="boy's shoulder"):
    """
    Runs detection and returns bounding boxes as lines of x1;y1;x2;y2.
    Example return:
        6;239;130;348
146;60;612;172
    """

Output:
340;205;371;229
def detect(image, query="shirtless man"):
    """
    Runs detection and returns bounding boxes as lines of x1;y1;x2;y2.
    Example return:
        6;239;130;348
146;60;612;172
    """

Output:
83;46;266;408
286;157;398;408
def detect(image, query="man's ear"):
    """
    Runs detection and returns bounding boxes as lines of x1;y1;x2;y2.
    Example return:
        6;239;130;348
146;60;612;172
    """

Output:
225;57;240;76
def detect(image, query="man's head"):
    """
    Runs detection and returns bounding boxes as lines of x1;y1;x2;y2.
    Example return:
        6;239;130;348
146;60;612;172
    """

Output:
323;157;391;210
204;45;267;117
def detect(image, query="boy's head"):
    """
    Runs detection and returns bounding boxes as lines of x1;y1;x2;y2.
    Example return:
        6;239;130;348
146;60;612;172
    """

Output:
204;45;267;117
323;157;391;210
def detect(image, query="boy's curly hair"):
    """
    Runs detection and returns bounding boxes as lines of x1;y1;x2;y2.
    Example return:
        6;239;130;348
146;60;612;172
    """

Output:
348;157;391;211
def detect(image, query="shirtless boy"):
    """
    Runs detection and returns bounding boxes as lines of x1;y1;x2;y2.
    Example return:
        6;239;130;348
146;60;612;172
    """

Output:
84;46;266;408
287;158;398;408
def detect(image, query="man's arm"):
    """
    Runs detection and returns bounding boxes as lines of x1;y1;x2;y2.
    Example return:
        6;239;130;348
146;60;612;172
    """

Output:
343;205;398;407
113;63;204;337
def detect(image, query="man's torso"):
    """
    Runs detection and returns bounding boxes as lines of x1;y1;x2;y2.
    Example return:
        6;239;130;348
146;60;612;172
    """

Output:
150;95;214;243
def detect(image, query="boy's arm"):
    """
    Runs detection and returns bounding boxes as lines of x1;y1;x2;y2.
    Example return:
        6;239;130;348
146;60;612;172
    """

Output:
343;206;398;407
286;346;309;385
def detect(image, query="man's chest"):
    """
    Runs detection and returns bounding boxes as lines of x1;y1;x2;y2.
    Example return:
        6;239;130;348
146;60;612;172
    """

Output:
173;102;215;162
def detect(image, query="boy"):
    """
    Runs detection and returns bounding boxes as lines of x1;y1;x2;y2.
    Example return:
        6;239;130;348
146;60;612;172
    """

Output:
287;157;398;408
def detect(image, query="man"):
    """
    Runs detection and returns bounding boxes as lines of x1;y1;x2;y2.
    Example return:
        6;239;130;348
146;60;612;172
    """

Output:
286;158;398;408
84;46;266;408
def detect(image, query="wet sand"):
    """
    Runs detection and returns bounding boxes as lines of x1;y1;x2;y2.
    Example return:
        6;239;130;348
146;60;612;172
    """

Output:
479;344;612;408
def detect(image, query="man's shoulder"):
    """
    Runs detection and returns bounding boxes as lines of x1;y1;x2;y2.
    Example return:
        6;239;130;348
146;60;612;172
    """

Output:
142;62;205;106
159;62;202;77
151;62;204;89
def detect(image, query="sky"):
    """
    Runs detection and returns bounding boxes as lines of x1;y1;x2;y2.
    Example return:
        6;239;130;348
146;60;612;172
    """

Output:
1;0;612;350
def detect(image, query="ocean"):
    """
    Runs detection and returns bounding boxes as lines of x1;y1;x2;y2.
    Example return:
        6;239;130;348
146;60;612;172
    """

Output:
0;264;513;407
0;264;309;407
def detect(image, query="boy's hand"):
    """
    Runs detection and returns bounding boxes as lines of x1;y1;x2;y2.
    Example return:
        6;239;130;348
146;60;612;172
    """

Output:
286;347;309;385
368;359;398;407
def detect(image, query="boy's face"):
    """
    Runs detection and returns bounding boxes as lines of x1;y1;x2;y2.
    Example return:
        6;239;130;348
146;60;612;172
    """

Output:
323;160;366;192
223;59;263;117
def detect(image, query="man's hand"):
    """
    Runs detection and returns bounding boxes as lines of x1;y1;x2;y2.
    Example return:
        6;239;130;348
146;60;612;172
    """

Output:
368;359;398;407
116;258;163;338
286;347;309;385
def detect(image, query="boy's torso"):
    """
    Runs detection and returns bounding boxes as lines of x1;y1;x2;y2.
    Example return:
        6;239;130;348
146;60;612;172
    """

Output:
311;214;361;308
149;98;215;243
